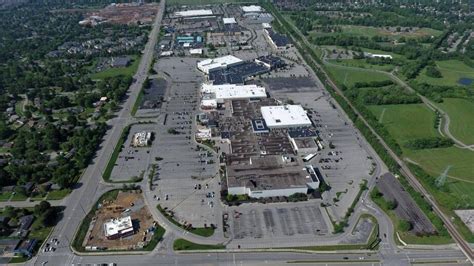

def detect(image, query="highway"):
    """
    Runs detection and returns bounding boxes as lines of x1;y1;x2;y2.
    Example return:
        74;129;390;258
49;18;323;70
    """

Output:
23;1;472;265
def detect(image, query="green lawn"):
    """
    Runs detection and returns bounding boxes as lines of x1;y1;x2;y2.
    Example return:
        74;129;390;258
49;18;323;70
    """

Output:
0;192;13;201
173;238;225;251
368;104;439;142
10;193;28;201
324;64;391;87
91;55;140;80
438;98;474;145
46;189;71;200
327;59;395;72
142;225;166;251
367;103;474;207
417;60;474;87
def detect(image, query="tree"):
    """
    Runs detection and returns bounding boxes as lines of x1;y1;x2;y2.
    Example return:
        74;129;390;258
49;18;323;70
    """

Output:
387;199;398;210
398;219;412;232
425;65;442;78
34;201;51;216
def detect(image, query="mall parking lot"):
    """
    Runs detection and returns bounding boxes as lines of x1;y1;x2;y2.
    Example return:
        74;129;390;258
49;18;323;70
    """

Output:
228;202;329;241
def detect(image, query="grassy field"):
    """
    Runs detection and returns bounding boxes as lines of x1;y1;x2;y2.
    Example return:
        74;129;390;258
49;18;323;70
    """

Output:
91;55;140;80
327;59;395;72
417;60;474;87
173;239;225;251
324;64;391;87
367;103;474;208
46;189;71;200
438;98;474;145
0;192;13;201
368;104;439;141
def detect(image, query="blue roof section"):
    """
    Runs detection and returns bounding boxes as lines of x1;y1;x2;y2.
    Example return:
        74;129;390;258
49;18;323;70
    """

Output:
251;119;270;133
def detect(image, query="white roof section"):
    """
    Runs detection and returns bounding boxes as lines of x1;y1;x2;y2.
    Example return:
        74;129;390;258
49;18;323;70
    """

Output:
197;55;243;74
189;48;203;55
103;216;133;237
201;84;267;101
261;105;312;128
241;5;263;13
174;9;213;17
223;17;237;24
262;22;272;29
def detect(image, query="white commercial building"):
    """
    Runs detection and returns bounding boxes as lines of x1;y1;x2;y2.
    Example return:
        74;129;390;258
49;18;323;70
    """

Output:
197;55;243;74
132;131;152;147
103;216;134;239
200;84;266;109
241;5;263;13
223;17;237;24
174;9;213;17
365;53;393;59
189;48;203;55
261;105;312;129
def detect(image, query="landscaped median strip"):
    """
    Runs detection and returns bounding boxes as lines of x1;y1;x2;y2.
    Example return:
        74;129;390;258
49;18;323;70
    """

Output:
173;239;225;251
157;204;215;237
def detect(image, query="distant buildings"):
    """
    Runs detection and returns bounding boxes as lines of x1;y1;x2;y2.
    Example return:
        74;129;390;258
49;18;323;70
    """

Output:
103;216;134;240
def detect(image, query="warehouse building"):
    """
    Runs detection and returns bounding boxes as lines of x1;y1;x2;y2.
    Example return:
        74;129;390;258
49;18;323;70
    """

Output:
261;105;312;129
197;55;243;74
174;9;213;18
200;83;267;109
103;216;134;240
264;28;291;50
223;17;237;24
241;5;263;13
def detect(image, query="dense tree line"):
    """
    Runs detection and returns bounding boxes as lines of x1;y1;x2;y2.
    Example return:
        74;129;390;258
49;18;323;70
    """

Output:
404;137;454;150
410;82;473;103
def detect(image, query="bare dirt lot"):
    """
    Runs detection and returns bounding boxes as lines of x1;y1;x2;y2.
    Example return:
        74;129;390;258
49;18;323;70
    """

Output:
85;3;159;25
85;190;156;250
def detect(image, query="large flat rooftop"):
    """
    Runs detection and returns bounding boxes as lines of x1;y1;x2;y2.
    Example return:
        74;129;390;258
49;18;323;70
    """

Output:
261;105;312;128
227;155;310;191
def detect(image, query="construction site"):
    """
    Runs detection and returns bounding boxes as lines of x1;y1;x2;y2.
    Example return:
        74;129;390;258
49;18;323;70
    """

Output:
80;2;159;26
83;190;157;251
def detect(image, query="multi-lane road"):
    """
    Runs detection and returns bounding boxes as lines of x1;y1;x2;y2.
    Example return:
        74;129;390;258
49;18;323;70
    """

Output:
22;1;472;265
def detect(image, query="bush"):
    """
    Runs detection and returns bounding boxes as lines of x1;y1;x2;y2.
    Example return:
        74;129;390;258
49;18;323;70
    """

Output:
425;65;442;78
398;219;413;232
